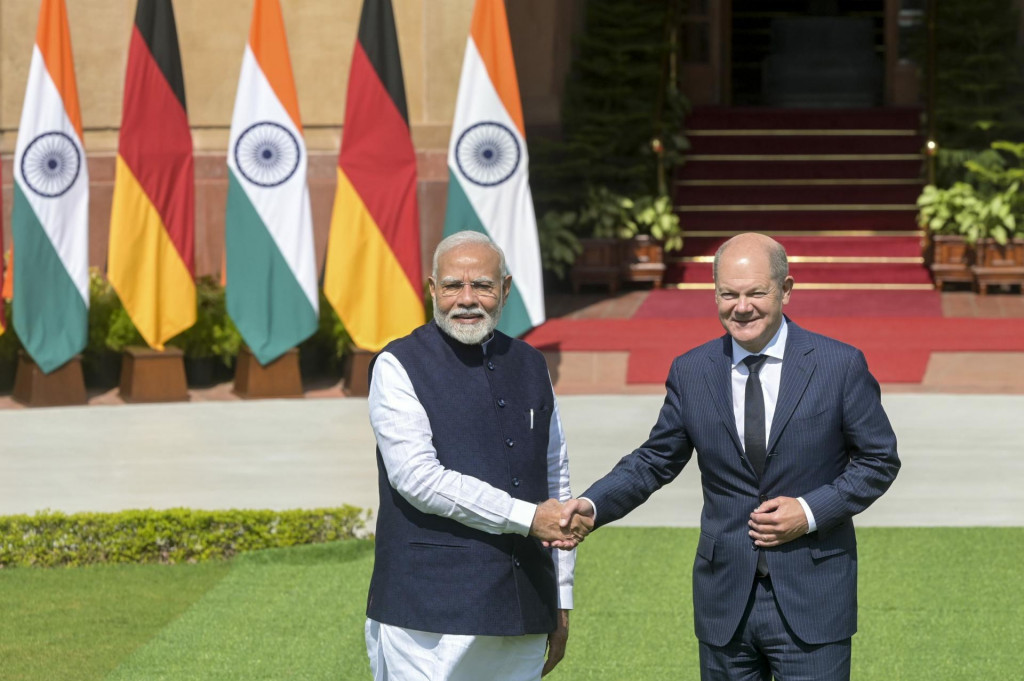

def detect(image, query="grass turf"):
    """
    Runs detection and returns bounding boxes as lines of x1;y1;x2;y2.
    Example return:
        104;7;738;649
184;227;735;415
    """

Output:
0;528;1020;680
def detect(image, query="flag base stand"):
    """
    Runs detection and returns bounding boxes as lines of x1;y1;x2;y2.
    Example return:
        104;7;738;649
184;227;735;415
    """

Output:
342;348;373;397
119;346;189;403
12;352;87;407
233;346;303;399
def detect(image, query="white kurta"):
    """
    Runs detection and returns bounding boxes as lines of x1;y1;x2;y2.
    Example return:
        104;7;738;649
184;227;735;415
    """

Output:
365;349;575;680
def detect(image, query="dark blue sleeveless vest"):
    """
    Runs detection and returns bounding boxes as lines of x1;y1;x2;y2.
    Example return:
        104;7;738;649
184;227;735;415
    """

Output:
366;321;557;636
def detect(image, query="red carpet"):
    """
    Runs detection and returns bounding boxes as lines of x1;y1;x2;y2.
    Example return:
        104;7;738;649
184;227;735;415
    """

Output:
634;289;943;319
524;316;1024;385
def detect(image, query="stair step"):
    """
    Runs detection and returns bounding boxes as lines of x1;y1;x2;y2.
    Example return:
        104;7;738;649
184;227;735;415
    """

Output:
689;135;923;155
667;262;934;285
680;210;918;232
677;235;925;258
677;159;924;181
687;107;922;130
675;184;922;206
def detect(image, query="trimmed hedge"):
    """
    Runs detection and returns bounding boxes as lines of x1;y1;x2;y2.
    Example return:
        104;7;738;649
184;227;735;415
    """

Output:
0;506;370;568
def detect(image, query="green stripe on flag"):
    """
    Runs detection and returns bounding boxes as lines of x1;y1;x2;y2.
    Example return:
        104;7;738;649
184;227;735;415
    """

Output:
442;171;532;338
225;172;317;366
11;184;87;374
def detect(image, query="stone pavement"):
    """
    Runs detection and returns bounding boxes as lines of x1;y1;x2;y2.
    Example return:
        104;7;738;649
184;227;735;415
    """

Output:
2;392;1021;528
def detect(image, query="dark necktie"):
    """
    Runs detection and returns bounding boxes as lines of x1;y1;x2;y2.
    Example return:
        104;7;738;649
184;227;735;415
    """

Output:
743;354;770;576
743;355;769;479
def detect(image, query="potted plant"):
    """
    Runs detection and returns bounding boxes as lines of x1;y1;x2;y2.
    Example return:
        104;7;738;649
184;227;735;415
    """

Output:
536;209;582;286
961;141;1024;291
167;276;241;386
299;292;352;382
919;140;1024;292
565;186;684;291
0;304;20;394
81;269;124;390
917;182;978;288
621;194;683;288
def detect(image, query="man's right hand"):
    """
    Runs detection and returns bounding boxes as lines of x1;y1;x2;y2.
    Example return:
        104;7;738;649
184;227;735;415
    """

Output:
530;498;577;546
547;498;594;550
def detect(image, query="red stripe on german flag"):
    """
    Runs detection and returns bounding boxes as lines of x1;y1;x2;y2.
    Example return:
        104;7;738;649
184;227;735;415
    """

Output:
117;22;194;275
338;39;420;294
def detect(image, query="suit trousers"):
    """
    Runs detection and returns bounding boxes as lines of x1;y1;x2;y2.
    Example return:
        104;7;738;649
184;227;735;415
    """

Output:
698;576;851;681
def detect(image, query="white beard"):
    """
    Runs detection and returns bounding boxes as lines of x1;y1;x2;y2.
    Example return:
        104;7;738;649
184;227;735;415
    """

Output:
434;300;503;345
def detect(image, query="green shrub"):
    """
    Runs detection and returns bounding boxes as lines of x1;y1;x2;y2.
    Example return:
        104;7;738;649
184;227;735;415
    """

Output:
0;506;370;568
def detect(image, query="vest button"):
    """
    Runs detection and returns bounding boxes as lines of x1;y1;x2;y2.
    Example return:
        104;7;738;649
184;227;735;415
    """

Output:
505;438;515;448
487;361;495;370
512;477;520;487
497;398;506;407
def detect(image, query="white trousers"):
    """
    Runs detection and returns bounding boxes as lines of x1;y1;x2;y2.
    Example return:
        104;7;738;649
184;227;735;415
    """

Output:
365;618;547;681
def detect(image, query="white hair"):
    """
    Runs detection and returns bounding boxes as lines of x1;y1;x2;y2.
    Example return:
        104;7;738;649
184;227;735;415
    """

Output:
432;231;508;280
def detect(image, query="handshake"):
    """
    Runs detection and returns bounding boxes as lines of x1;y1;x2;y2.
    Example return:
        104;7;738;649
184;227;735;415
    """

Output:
529;498;595;550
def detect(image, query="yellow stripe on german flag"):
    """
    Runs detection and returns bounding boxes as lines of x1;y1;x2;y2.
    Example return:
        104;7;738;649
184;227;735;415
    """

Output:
109;156;196;349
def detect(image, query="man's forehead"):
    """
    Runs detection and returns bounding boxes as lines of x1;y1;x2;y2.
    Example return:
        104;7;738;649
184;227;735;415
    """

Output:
437;244;501;274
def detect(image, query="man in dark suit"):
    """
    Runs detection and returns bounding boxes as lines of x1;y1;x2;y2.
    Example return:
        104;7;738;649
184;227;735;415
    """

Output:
559;232;900;680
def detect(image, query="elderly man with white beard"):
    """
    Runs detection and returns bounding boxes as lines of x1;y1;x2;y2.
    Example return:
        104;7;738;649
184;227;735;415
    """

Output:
364;231;579;680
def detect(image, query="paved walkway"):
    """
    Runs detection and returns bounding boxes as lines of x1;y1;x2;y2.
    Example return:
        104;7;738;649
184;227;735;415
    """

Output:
2;392;1021;528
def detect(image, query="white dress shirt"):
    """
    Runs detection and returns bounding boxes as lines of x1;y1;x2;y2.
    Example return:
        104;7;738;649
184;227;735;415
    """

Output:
731;320;816;533
584;320;816;533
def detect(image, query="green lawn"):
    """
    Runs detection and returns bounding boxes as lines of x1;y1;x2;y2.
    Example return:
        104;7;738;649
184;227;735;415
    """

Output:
1;528;1020;680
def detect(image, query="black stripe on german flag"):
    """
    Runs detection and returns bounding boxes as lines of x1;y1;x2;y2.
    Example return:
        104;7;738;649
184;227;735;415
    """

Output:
355;0;408;125
133;0;186;110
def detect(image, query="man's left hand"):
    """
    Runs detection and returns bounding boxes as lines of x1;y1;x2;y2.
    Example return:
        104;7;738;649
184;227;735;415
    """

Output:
748;496;808;547
542;609;569;676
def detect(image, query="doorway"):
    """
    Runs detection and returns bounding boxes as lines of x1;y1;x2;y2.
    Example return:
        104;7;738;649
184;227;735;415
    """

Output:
729;0;885;106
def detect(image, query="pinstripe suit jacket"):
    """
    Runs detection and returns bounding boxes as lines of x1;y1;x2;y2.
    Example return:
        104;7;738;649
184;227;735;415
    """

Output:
582;320;900;646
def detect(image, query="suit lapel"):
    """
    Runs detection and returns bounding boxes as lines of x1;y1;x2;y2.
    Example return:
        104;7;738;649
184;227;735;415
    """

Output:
704;335;745;457
768;321;816;455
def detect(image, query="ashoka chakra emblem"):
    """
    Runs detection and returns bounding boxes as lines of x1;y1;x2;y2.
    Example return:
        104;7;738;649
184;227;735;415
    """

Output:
21;131;82;198
455;121;521;187
234;121;301;187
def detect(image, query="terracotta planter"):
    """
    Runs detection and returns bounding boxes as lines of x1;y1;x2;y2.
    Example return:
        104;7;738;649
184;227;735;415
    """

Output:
570;238;622;293
929;233;974;290
971;237;1024;295
620;235;666;288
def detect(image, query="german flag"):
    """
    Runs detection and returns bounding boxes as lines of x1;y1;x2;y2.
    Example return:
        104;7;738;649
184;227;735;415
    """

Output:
1;160;5;335
108;0;195;350
323;0;423;352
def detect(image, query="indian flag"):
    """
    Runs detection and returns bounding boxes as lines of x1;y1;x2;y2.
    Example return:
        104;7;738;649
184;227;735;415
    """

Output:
443;0;544;338
226;0;318;365
11;0;89;373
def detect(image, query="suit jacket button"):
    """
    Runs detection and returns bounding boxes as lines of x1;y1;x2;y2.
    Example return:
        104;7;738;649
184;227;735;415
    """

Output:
506;438;515;448
497;398;506;407
759;494;768;503
513;557;521;567
752;542;758;551
488;361;495;370
512;477;520;487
